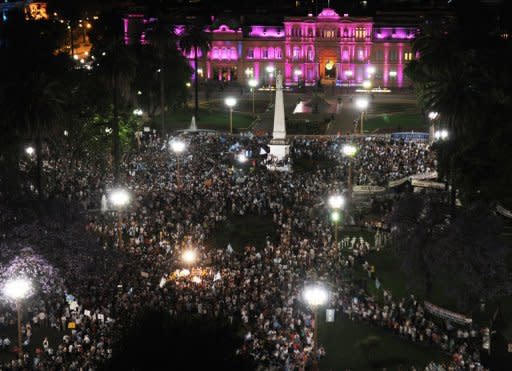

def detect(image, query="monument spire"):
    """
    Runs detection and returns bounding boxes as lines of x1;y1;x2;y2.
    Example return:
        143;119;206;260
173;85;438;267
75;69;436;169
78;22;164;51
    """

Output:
268;70;290;165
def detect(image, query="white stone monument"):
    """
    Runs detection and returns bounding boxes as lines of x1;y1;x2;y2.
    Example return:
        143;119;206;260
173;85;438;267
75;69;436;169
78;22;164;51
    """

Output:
268;71;290;162
189;116;197;131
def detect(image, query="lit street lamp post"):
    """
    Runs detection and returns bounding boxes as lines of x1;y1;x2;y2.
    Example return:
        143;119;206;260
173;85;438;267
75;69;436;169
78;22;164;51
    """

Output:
225;97;237;134
182;249;197;266
109;188;130;249
328;195;345;245
170;139;186;189
342;144;357;199
248;79;258;117
355;97;369;134
3;278;31;358
303;284;329;371
266;65;275;104
428;111;439;143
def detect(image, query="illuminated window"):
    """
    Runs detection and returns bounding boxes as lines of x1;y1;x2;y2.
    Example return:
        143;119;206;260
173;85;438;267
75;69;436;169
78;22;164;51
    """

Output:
324;29;335;39
308;47;314;61
343;28;348;38
221;47;227;59
404;52;413;61
275;48;282;59
293;47;301;61
212;48;219;59
355;27;366;39
262;48;268;59
247;48;254;59
342;48;349;61
357;49;364;61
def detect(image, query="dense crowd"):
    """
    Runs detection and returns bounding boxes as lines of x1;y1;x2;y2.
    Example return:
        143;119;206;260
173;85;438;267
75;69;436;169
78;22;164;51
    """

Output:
0;133;484;370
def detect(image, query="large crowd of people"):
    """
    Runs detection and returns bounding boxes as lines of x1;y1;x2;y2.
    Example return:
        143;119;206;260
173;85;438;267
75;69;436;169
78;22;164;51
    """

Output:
0;133;484;370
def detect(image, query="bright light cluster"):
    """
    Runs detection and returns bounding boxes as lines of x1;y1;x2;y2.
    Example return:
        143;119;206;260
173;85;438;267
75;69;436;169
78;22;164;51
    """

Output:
328;195;345;209
342;144;357;157
109;189;130;207
3;278;31;300
170;139;186;154
303;284;329;307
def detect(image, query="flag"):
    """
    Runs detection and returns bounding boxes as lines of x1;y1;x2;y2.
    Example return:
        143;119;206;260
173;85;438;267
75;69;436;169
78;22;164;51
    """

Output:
214;272;222;281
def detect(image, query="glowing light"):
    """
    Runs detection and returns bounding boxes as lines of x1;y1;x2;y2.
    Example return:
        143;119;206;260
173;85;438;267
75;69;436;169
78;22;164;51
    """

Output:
434;130;449;140
355;97;369;111
63;130;69;136
389;71;397;77
186;82;191;87
225;97;237;108
428;111;439;120
182;249;197;265
325;61;333;71
109;189;130;207
265;65;275;74
25;146;35;156
248;79;258;88
342;144;357;157
328;195;345;209
73;54;79;60
105;127;113;134
3;278;31;300
294;69;303;76
303;284;329;307
137;90;142;95
133;109;143;116
344;70;353;77
237;153;248;163
170;140;186;153
366;66;376;75
331;210;341;222
362;80;372;89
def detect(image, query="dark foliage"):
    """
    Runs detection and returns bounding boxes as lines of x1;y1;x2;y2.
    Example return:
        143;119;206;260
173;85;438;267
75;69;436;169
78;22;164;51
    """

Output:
106;309;254;371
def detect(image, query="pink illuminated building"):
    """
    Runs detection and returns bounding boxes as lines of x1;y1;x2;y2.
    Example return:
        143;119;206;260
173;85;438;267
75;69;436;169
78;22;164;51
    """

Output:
124;8;416;88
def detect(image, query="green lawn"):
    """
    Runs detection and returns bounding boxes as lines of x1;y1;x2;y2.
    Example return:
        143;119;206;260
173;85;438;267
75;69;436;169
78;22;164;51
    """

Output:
204;98;271;114
162;108;255;131
207;214;277;252
319;313;448;370
368;102;419;114
364;113;427;133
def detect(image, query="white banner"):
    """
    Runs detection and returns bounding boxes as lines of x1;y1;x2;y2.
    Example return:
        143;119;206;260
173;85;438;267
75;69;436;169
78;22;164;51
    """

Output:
353;185;386;194
424;301;472;325
388;177;410;188
410;171;438;180
497;204;512;219
326;309;335;323
411;179;446;190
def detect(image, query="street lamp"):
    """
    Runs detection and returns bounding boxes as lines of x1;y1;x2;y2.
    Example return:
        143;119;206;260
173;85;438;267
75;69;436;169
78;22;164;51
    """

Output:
170;139;186;189
182;249;197;266
366;66;376;76
237;153;248;164
266;66;275;103
3;278;32;358
428;112;439;143
109;189;130;249
303;284;329;371
133;108;143;116
25;146;35;156
328;195;345;244
434;129;449;141
225;97;237;134
362;80;372;90
342;144;357;198
355;97;369;134
248;79;258;117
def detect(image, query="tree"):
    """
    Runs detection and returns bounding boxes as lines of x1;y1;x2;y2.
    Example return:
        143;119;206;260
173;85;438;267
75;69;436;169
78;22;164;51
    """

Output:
91;13;136;184
179;23;211;119
107;309;254;371
436;203;512;311
0;15;68;198
145;19;176;133
389;193;447;298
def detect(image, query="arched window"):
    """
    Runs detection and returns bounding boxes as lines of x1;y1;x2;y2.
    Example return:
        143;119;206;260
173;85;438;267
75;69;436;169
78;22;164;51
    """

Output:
221;47;227;59
268;47;275;59
292;46;301;61
212;48;219;59
262;47;268;59
231;47;237;59
275;47;282;59
307;47;314;61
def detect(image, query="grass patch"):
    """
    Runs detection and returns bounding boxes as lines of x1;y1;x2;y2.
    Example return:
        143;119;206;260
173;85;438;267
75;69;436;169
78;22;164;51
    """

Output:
365;113;427;133
369;102;419;114
161;108;255;131
207;214;277;252
319;313;448;370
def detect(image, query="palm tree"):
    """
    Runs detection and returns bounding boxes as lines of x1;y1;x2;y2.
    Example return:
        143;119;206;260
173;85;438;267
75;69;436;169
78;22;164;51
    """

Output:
3;73;64;199
146;19;177;134
179;23;211;119
94;36;136;184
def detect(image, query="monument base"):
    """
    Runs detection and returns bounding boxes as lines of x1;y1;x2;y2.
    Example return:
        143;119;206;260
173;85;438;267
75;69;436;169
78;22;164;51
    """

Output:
268;143;290;162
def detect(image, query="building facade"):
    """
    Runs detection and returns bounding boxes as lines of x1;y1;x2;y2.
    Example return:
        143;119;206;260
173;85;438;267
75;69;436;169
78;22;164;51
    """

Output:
124;7;416;88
